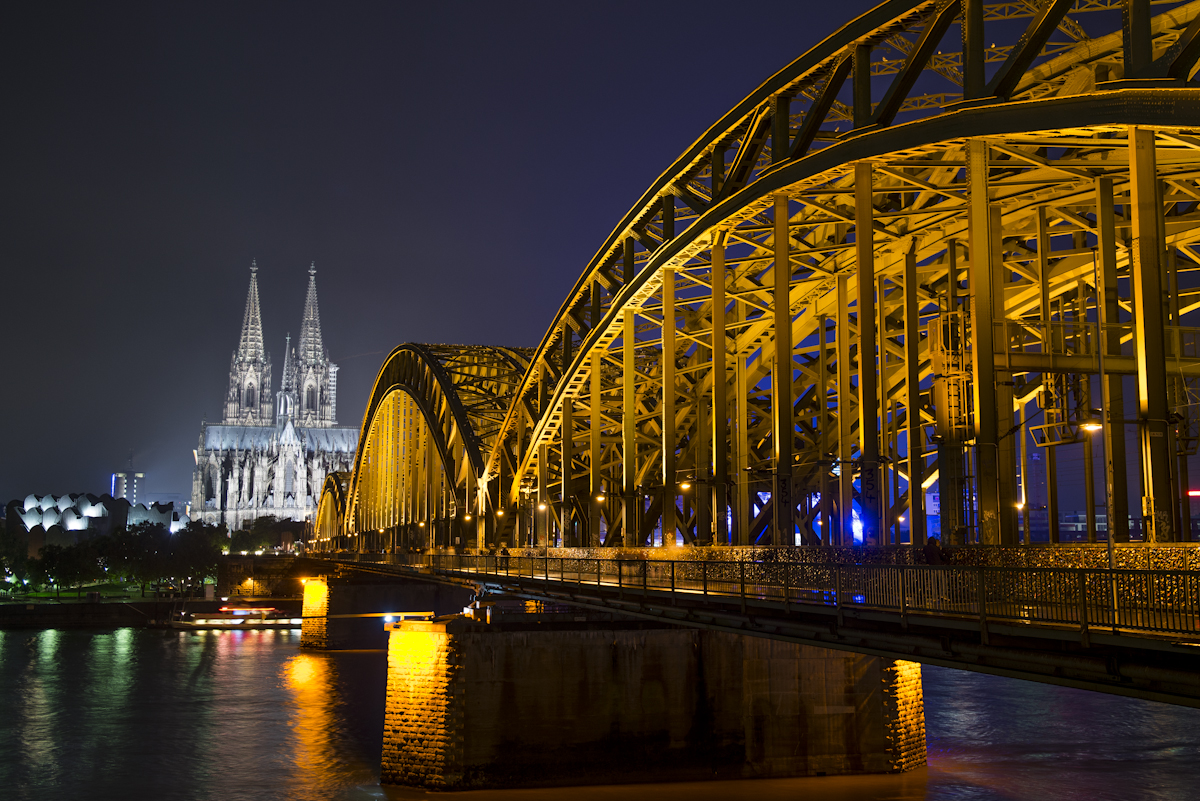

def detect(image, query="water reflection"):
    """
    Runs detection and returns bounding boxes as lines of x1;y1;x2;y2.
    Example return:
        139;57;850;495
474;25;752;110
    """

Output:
284;650;376;794
2;629;1200;801
0;628;386;801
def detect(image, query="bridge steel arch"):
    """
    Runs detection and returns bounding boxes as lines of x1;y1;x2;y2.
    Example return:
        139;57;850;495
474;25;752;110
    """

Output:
330;0;1200;552
312;472;350;551
336;344;533;552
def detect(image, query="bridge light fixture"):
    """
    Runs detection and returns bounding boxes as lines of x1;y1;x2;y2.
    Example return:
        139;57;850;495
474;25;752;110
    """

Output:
1080;418;1102;433
679;482;692;491
595;494;605;502
464;514;472;521
419;521;426;528
497;509;505;517
538;502;547;511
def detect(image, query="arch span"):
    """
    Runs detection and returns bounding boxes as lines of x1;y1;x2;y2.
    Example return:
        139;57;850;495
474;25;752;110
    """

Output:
338;343;533;551
321;1;1200;553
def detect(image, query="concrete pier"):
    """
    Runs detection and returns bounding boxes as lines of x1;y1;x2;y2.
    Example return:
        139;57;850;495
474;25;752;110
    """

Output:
381;615;925;789
299;575;474;650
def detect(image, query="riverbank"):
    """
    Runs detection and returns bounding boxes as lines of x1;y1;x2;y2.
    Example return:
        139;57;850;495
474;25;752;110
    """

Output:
0;597;302;628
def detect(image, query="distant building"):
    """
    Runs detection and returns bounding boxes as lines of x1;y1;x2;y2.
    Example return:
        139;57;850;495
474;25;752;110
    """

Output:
191;263;357;531
111;471;144;504
4;493;190;557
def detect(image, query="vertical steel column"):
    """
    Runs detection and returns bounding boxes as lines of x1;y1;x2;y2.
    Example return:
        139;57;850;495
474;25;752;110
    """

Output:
853;45;872;129
962;0;985;99
993;205;1018;545
623;309;638;545
837;274;854;545
773;194;795;546
772;94;790;162
937;242;966;542
1020;412;1030;544
735;296;750;544
1099;175;1123;544
904;252;925;544
1169;250;1187;539
538;442;549;547
1123;0;1152;77
561;396;574;547
819;314;832;544
424;416;434;549
662;267;677;546
590;350;602;547
880;274;892;542
968;139;1003;545
855;163;882;544
1129;126;1174;541
712;237;730;545
1036;210;1061;543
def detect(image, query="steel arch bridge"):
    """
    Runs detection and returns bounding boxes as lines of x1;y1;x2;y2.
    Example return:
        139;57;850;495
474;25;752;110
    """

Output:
317;0;1200;555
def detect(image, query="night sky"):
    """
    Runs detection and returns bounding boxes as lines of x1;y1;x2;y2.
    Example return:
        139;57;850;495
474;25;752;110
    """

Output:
2;1;880;503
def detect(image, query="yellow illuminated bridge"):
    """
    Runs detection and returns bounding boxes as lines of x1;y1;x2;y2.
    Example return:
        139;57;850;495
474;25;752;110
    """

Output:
305;0;1200;706
315;0;1200;554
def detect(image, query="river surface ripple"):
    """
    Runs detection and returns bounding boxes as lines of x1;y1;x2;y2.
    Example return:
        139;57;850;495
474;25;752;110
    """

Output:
1;628;1198;801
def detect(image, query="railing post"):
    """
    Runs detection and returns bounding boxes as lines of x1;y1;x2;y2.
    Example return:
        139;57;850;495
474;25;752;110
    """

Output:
835;564;843;628
617;559;622;600
782;561;790;613
642;560;648;597
597;559;602;588
1077;569;1090;647
739;560;746;614
703;561;708;597
978;566;990;645
670;561;676;602
900;566;908;629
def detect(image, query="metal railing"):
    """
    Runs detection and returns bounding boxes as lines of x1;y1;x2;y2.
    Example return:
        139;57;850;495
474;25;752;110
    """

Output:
413;554;1200;639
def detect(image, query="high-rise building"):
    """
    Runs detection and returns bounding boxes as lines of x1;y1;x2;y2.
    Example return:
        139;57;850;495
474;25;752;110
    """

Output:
191;263;357;531
111;470;144;504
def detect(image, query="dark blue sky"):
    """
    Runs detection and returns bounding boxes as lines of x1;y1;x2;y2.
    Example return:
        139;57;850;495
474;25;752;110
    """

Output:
1;0;878;501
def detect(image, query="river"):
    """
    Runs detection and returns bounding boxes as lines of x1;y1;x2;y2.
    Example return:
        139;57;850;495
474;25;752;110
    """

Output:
1;627;1197;801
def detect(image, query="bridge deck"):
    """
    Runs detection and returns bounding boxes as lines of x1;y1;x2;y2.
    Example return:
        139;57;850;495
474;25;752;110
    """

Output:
316;552;1200;708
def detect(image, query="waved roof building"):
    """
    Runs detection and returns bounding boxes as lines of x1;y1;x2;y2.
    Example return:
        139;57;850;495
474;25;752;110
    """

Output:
191;263;357;531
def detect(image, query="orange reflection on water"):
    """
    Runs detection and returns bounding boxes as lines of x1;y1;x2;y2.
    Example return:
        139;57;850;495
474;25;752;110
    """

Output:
283;651;346;792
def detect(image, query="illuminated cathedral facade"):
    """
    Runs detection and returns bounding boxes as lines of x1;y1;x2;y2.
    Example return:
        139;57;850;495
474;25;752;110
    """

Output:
191;263;358;531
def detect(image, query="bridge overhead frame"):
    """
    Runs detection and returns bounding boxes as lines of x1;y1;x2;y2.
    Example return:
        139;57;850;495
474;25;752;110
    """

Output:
320;1;1200;553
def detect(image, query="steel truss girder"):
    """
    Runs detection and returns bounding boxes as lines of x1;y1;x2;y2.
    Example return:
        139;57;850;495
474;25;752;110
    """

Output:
324;3;1200;550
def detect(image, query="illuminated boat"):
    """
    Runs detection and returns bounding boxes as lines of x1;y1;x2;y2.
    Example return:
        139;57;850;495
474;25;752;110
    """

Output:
170;605;303;629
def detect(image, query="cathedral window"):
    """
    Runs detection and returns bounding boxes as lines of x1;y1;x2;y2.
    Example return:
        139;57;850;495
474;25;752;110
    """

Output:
306;385;316;411
285;461;295;495
245;384;257;408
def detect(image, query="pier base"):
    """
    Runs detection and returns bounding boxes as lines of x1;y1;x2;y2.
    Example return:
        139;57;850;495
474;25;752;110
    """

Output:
381;616;925;789
299;575;474;650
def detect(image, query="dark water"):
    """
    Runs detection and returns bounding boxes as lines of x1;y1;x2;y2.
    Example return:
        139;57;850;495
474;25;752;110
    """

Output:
2;628;1199;801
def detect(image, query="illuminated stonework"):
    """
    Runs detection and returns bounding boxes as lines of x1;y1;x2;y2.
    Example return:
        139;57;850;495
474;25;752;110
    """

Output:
192;263;357;531
299;577;330;649
380;617;925;789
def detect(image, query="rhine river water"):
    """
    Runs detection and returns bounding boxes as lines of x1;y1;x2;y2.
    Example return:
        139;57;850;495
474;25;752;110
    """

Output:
2;628;1199;801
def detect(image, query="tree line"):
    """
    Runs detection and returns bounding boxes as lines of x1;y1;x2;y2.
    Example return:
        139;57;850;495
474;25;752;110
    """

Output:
0;515;306;597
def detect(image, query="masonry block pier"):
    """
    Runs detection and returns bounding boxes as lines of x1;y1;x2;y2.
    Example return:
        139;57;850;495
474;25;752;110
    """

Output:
300;574;473;650
381;614;925;789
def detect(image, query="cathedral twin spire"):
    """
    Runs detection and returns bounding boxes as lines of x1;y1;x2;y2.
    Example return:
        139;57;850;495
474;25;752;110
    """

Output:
236;261;266;364
224;261;336;428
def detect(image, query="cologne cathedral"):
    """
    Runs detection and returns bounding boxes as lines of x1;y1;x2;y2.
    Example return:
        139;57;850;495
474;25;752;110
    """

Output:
191;263;357;531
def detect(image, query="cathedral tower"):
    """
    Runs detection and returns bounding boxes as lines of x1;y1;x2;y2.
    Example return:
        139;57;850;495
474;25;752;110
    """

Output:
223;262;274;425
291;263;338;428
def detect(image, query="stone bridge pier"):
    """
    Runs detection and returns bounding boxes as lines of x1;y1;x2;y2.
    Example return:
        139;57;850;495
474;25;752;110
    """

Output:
299;573;474;650
381;610;926;790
